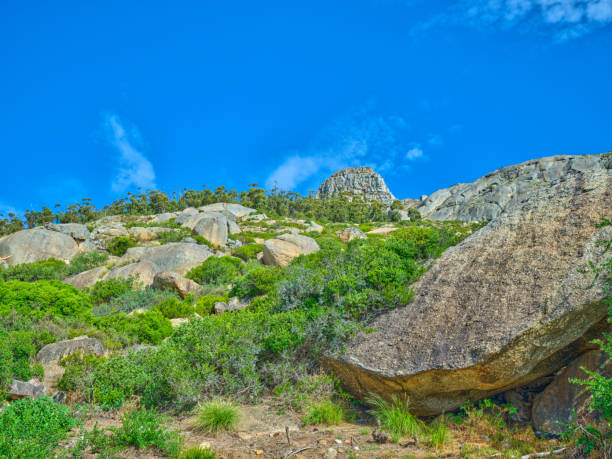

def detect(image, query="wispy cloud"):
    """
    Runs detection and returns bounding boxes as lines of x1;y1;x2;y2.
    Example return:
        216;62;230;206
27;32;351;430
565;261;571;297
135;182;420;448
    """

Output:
406;147;424;160
417;0;612;41
266;106;426;191
104;114;156;193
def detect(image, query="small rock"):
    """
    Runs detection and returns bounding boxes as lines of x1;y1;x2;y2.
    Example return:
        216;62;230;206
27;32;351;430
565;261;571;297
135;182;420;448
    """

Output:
52;391;66;403
334;439;342;444
326;448;337;459
9;378;46;400
255;450;264;455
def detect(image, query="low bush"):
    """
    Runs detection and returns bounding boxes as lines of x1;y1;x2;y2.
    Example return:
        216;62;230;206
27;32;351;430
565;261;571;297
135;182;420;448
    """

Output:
186;256;241;286
94;310;173;346
0;258;68;282
367;394;423;442
107;236;136;256
0;329;45;394
0;280;92;321
67;251;108;276
180;445;217;458
0;397;78;459
303;399;345;425
108;287;178;314
231;262;280;298
195;399;241;433
88;277;134;304
231;243;263;261
195;295;228;315
155;297;194;319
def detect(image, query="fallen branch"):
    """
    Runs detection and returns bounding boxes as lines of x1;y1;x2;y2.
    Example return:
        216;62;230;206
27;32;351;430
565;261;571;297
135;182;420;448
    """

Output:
284;446;314;459
521;447;566;459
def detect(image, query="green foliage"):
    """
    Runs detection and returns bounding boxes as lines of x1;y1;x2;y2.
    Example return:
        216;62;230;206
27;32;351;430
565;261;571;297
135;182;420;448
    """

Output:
88;277;134;304
95;310;173;345
0;329;46;394
303;399;345;425
367;394;424;442
195;399;241;433
231;262;280;298
0;280;92;320
57;352;106;393
195;295;228;315
107;236;136;256
428;415;450;448
180;445;217;459
186;256;241;286
0;258;68;282
107;287;179;315
159;229;190;244
67;251;108;275
231;243;264;261
0;397;78;459
155;297;194;319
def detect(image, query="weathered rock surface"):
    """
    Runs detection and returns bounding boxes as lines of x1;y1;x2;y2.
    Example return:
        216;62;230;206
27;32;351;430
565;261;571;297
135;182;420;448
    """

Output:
0;228;79;265
317;167;396;206
416;152;611;223
532;350;612;434
192;214;228;246
37;336;105;365
9;379;46;400
123;242;213;275
105;261;158;287
63;266;107;289
263;234;320;267
128;226;171;242
214;297;248;314
326;159;611;415
153;271;203;298
199;202;256;219
45;222;91;241
91;223;129;240
338;227;367;243
306;221;324;234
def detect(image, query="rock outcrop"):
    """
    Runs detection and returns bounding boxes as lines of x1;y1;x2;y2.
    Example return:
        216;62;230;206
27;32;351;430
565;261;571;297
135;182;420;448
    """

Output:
153;271;203;298
326;157;611;415
123;242;213;276
192;214;228;246
37;336;105;365
263;234;320;267
416;153;611;222
338;227;367;243
317;167;396;206
0;228;79;265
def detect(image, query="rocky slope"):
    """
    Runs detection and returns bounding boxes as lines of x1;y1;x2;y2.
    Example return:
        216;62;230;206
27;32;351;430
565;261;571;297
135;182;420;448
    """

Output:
326;153;612;415
416;153;611;222
317;167;396;205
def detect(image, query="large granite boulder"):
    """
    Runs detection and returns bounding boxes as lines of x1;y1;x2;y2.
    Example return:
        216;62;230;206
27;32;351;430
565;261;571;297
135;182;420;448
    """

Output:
199;203;256;219
105;261;158;287
123;242;213;276
532;350;612;434
63;266;108;290
45;223;91;241
326;157;611;415
263;234;320;267
338;227;367;243
192;214;228;246
9;379;46;400
37;336;104;365
416;152;610;223
0;228;79;265
153;271;203;298
317;167;396;206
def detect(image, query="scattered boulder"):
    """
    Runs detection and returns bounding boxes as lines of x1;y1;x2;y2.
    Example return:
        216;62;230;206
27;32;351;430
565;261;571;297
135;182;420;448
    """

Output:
45;223;91;241
123;242;213;276
154;212;177;223
0;228;79;266
173;207;200;225
263;234;320;267
214;297;248;314
338;227;367;243
532;350;612;434
326;161;611;415
317;167;396;206
227;219;241;235
192;214;228;246
105;261;158;287
128;226;171;242
9;379;46;400
63;266;107;290
91;223;129;240
306;221;324;234
153;271;203;298
199;202;256;219
170;317;189;328
37;336;105;365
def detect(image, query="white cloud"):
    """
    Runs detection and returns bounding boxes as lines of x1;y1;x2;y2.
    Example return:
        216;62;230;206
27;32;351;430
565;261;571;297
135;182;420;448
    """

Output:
406;147;424;160
418;0;612;41
266;106;423;191
104;114;157;193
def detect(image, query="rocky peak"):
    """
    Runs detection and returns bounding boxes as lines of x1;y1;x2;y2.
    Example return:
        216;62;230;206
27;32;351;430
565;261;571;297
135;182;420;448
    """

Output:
317;167;396;206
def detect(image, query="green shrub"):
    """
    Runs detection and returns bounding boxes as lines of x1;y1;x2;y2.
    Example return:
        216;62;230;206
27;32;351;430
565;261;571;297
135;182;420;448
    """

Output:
67;251;108;275
180;445;217;459
195;295;228;315
155;297;194;319
111;407;182;455
186;256;240;286
0;329;46;394
231;243;263;261
231;262;279;298
88;277;134;304
0;258;68;282
303;399;345;425
159;229;190;244
195;399;241;433
0;397;78;459
367;394;424;442
95;310;173;346
0;280;92;320
192;235;215;248
108;287;178;314
58;352;106;393
107;236;136;256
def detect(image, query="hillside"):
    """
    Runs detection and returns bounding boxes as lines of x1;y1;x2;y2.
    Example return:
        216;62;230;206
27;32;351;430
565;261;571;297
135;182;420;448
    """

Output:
0;152;610;458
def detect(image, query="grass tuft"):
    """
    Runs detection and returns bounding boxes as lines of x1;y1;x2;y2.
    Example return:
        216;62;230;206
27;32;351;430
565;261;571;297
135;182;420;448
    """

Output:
303;399;345;425
195;399;241;433
367;394;424;441
180;445;217;458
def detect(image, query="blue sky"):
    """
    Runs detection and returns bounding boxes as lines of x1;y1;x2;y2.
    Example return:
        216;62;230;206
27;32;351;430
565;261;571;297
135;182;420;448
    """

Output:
1;0;611;216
